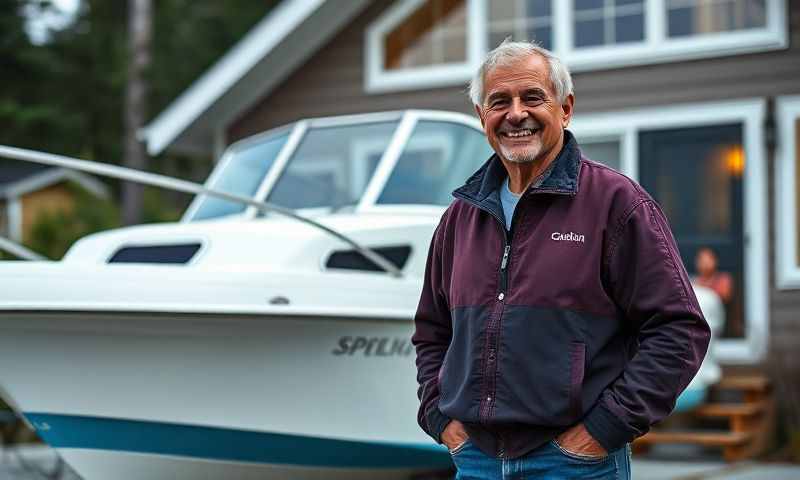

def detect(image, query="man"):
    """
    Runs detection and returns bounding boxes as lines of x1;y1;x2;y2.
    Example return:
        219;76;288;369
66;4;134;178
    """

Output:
411;41;710;479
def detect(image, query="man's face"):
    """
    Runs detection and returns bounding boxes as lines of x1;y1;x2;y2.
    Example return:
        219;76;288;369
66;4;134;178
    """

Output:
475;54;574;165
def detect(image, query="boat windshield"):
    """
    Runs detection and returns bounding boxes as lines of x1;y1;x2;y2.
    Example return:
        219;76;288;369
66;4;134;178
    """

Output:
191;131;289;220
187;115;494;220
266;121;398;210
376;120;493;206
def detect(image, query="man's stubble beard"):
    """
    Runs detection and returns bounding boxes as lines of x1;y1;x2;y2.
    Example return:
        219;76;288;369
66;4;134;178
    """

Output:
499;141;542;164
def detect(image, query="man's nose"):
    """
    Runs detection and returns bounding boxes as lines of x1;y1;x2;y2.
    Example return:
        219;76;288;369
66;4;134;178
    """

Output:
505;97;528;124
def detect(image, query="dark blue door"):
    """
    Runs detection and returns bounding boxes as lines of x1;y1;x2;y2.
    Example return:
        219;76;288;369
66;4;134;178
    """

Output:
639;124;745;338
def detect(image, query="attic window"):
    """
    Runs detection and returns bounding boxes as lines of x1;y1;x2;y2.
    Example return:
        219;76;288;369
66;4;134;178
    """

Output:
384;0;467;70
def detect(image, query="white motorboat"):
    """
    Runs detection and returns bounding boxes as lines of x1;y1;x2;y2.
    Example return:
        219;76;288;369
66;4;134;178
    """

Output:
0;109;723;478
0;110;495;479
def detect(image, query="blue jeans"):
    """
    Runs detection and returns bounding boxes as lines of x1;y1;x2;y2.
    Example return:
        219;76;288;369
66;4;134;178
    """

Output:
449;438;631;479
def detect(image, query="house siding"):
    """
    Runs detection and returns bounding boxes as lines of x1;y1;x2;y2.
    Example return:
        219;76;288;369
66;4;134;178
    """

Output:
228;0;800;388
20;184;76;244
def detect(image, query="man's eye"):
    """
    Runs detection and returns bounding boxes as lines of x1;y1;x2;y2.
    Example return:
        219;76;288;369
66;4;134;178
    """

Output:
525;96;542;103
490;99;507;108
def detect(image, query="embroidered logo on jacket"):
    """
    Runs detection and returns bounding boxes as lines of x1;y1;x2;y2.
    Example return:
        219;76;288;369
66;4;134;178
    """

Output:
551;232;585;243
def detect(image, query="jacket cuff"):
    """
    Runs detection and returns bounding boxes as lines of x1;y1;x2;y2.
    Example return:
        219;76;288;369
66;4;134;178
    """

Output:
425;405;451;444
583;401;635;453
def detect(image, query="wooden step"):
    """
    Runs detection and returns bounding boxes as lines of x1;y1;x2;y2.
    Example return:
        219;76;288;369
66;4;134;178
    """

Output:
634;430;756;461
694;402;765;419
635;430;752;447
714;375;771;393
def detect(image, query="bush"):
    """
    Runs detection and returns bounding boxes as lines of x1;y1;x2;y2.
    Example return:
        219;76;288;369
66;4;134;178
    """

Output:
28;182;121;260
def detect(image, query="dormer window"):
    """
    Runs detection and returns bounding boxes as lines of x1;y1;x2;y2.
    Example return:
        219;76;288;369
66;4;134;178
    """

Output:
384;0;468;70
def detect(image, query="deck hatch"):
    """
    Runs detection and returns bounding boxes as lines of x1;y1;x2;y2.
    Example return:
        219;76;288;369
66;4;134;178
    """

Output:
326;245;411;272
108;243;202;264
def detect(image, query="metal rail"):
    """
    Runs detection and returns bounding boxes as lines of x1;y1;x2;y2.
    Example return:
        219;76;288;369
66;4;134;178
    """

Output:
0;145;403;277
0;237;49;261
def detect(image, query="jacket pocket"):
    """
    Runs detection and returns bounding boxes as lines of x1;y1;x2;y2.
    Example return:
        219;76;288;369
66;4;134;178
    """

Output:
568;341;586;419
493;306;589;426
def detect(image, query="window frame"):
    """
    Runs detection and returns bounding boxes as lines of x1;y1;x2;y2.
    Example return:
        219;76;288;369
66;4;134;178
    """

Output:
571;98;768;364
775;95;800;289
365;0;787;93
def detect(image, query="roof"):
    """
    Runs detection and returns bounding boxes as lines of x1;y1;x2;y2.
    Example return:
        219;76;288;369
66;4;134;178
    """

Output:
0;163;109;200
0;159;52;187
139;0;371;157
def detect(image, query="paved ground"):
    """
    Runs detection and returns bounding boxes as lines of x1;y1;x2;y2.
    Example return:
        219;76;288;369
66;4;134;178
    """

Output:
1;445;799;479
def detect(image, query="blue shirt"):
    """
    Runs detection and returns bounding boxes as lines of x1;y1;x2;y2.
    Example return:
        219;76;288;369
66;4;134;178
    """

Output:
499;177;521;230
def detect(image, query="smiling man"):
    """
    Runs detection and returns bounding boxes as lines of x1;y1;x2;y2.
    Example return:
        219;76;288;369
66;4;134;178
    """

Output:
411;41;711;479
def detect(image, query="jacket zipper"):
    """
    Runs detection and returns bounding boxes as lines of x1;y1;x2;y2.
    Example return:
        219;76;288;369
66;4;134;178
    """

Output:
451;192;517;436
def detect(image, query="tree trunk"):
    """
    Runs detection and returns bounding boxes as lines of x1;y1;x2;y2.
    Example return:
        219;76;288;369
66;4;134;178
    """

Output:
122;0;152;225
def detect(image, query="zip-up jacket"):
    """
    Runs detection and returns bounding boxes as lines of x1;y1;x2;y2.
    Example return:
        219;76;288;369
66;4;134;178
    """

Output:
412;130;711;458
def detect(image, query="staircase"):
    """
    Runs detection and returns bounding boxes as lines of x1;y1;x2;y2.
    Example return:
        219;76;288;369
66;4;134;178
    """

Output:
633;375;776;461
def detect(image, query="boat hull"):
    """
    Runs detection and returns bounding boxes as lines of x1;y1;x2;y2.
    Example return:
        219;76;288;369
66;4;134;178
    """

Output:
0;311;452;479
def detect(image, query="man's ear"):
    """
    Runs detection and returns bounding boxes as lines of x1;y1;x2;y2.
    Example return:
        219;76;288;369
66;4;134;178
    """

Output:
561;94;575;128
474;104;485;128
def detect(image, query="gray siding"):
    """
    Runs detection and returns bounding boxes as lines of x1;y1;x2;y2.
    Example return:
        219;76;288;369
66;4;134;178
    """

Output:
229;0;800;386
229;0;800;137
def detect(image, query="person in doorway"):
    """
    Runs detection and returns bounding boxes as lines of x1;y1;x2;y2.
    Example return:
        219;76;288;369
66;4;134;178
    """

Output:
693;247;734;305
411;40;711;479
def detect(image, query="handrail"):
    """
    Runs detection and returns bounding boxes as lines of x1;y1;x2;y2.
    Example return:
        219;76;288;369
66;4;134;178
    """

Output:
0;237;49;261
0;145;403;277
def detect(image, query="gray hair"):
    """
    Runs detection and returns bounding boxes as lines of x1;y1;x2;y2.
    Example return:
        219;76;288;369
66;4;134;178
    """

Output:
469;40;573;107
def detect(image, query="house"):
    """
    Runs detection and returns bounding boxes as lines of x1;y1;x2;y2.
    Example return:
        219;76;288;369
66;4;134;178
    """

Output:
0;160;109;246
141;0;800;414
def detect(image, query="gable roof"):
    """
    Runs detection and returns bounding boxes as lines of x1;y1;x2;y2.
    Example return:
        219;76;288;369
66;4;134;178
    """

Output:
0;164;109;200
0;159;52;186
140;0;372;157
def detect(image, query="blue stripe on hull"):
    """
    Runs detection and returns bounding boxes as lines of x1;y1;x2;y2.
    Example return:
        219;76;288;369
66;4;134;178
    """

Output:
23;413;452;469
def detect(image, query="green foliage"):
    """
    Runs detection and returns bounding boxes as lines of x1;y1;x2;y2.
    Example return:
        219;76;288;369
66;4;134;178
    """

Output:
142;186;184;224
27;182;121;260
1;0;275;216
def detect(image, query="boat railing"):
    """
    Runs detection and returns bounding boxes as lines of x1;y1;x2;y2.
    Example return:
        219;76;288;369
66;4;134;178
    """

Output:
0;145;403;277
0;236;49;261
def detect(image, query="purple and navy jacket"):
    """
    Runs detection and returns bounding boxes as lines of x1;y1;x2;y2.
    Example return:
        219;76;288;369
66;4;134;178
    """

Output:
411;130;711;458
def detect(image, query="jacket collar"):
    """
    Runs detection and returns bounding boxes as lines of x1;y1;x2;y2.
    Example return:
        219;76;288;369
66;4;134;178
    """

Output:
453;129;581;204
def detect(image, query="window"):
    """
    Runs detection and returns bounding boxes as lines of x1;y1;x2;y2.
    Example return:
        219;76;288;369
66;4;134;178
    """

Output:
384;0;468;70
571;99;768;363
579;138;623;171
267;122;398;210
376;120;494;206
776;96;800;289
488;0;553;50
667;0;767;37
574;0;645;47
190;132;289;221
365;0;786;93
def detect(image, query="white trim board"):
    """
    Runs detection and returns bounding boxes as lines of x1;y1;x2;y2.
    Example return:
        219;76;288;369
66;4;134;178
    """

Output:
365;0;788;94
776;95;800;289
7;197;22;243
571;98;769;364
140;0;371;157
0;168;109;200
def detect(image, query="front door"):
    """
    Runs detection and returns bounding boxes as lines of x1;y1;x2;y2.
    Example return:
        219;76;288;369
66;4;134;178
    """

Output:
639;124;745;338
